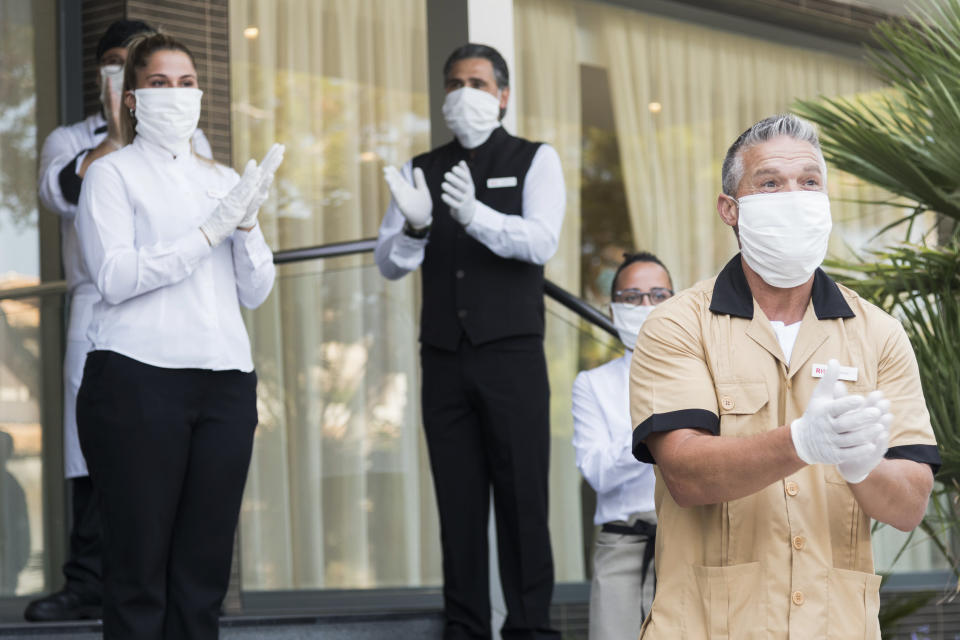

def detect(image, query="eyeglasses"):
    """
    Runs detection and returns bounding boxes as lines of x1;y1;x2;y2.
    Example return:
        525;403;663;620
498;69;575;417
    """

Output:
613;287;674;305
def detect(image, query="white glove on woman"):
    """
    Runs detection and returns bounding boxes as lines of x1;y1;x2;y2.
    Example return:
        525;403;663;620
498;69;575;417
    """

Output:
238;143;285;230
790;359;885;465
383;165;433;230
440;160;477;226
837;391;892;483
199;159;260;247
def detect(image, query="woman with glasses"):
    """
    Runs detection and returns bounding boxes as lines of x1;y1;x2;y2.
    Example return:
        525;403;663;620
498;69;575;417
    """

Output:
74;32;283;640
571;251;674;640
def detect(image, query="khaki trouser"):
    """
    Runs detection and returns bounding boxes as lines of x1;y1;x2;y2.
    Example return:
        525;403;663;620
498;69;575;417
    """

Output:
588;512;656;640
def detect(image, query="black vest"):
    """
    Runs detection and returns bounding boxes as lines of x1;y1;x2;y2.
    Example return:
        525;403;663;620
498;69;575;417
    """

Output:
414;127;544;351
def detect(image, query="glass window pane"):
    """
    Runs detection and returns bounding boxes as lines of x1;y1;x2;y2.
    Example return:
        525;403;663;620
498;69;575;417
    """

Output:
0;296;49;595
240;256;439;590
229;0;430;251
0;1;41;289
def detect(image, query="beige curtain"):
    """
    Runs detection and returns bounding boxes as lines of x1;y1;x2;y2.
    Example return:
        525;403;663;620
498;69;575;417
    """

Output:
514;0;585;582
591;1;901;289
230;0;440;590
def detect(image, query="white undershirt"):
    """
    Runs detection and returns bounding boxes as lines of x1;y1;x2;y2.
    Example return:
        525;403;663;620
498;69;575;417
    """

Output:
76;135;276;372
770;320;802;366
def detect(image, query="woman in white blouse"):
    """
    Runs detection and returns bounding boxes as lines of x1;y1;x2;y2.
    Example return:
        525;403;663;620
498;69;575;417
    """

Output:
74;32;282;640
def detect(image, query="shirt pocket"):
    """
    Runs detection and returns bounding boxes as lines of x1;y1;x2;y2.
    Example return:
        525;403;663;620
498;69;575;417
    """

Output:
827;567;882;639
715;381;769;436
686;561;766;639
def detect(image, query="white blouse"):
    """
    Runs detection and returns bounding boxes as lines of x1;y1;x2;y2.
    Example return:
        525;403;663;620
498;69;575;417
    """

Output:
76;135;275;372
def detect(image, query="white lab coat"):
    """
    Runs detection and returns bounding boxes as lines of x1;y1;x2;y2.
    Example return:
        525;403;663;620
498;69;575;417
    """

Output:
37;114;212;477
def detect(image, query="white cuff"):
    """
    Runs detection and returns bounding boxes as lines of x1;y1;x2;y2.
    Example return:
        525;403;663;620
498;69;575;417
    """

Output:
388;232;427;270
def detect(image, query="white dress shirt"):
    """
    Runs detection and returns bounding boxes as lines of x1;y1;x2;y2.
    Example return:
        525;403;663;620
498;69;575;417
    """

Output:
38;114;212;477
76;134;274;372
572;352;656;524
374;137;566;278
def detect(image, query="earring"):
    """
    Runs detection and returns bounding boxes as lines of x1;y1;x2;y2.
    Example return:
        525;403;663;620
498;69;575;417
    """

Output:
129;108;135;117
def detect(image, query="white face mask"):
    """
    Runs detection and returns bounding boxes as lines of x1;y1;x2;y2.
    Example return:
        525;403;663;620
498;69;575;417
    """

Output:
736;190;832;288
442;87;501;149
100;65;124;104
132;87;203;157
610;303;655;351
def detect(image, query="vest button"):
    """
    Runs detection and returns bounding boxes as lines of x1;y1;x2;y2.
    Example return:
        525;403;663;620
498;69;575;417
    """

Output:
785;481;799;496
457;309;467;319
792;535;806;550
456;269;465;279
792;591;804;606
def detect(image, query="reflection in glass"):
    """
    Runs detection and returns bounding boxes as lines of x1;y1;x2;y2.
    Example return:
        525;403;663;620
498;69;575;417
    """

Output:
240;257;438;590
0;297;47;595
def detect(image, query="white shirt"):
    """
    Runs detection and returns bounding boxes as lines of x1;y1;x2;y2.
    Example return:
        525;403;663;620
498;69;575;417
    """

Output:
38;113;212;337
76;135;274;372
374;140;566;278
572;352;656;524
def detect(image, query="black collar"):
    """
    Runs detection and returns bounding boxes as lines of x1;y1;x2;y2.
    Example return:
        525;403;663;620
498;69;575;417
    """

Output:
709;254;855;320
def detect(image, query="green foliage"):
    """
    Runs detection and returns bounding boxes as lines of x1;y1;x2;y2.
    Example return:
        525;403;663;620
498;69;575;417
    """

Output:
795;0;960;227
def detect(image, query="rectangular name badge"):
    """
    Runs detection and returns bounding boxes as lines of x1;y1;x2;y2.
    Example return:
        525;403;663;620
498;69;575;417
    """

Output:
487;176;518;189
811;363;859;382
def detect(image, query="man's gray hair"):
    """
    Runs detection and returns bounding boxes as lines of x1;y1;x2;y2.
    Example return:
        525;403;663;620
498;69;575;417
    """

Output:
720;114;827;197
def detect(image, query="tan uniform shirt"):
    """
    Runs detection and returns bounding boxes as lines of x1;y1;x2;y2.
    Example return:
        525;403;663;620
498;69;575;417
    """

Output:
630;255;939;640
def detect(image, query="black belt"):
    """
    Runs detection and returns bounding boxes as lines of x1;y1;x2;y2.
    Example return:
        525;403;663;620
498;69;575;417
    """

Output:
601;519;657;619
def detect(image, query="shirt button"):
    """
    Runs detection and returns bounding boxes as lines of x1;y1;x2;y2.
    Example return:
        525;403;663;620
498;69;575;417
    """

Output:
720;396;735;410
785;481;799;496
457;309;467;319
456;269;465;279
792;591;805;606
792;535;806;550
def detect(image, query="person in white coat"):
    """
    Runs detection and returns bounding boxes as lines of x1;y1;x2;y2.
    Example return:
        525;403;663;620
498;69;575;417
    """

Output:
31;19;212;622
571;251;674;640
74;32;282;640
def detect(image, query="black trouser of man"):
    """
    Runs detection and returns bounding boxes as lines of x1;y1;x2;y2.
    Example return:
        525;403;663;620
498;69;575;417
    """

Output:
77;351;257;640
422;335;560;640
63;475;102;598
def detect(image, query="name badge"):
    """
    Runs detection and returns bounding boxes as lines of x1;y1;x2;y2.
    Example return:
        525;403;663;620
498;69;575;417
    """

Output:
487;176;518;189
811;363;859;382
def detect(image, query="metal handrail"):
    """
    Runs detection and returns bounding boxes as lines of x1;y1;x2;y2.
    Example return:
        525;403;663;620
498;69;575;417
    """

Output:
0;280;68;301
1;239;618;338
273;239;619;338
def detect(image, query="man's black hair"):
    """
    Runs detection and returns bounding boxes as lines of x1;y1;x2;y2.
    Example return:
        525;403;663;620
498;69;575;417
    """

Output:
443;43;509;89
97;19;153;62
610;251;673;299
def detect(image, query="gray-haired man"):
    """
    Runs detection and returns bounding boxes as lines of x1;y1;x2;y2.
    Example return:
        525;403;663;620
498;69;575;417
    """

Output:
629;114;938;638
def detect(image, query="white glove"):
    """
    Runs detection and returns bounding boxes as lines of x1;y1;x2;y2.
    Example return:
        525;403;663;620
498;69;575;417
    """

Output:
440;160;476;226
383;165;432;230
199;159;260;247
837;391;892;483
238;143;285;230
790;359;885;465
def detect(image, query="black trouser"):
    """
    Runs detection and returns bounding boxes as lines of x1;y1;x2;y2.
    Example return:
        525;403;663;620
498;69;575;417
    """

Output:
62;475;102;599
421;336;559;640
76;351;257;640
